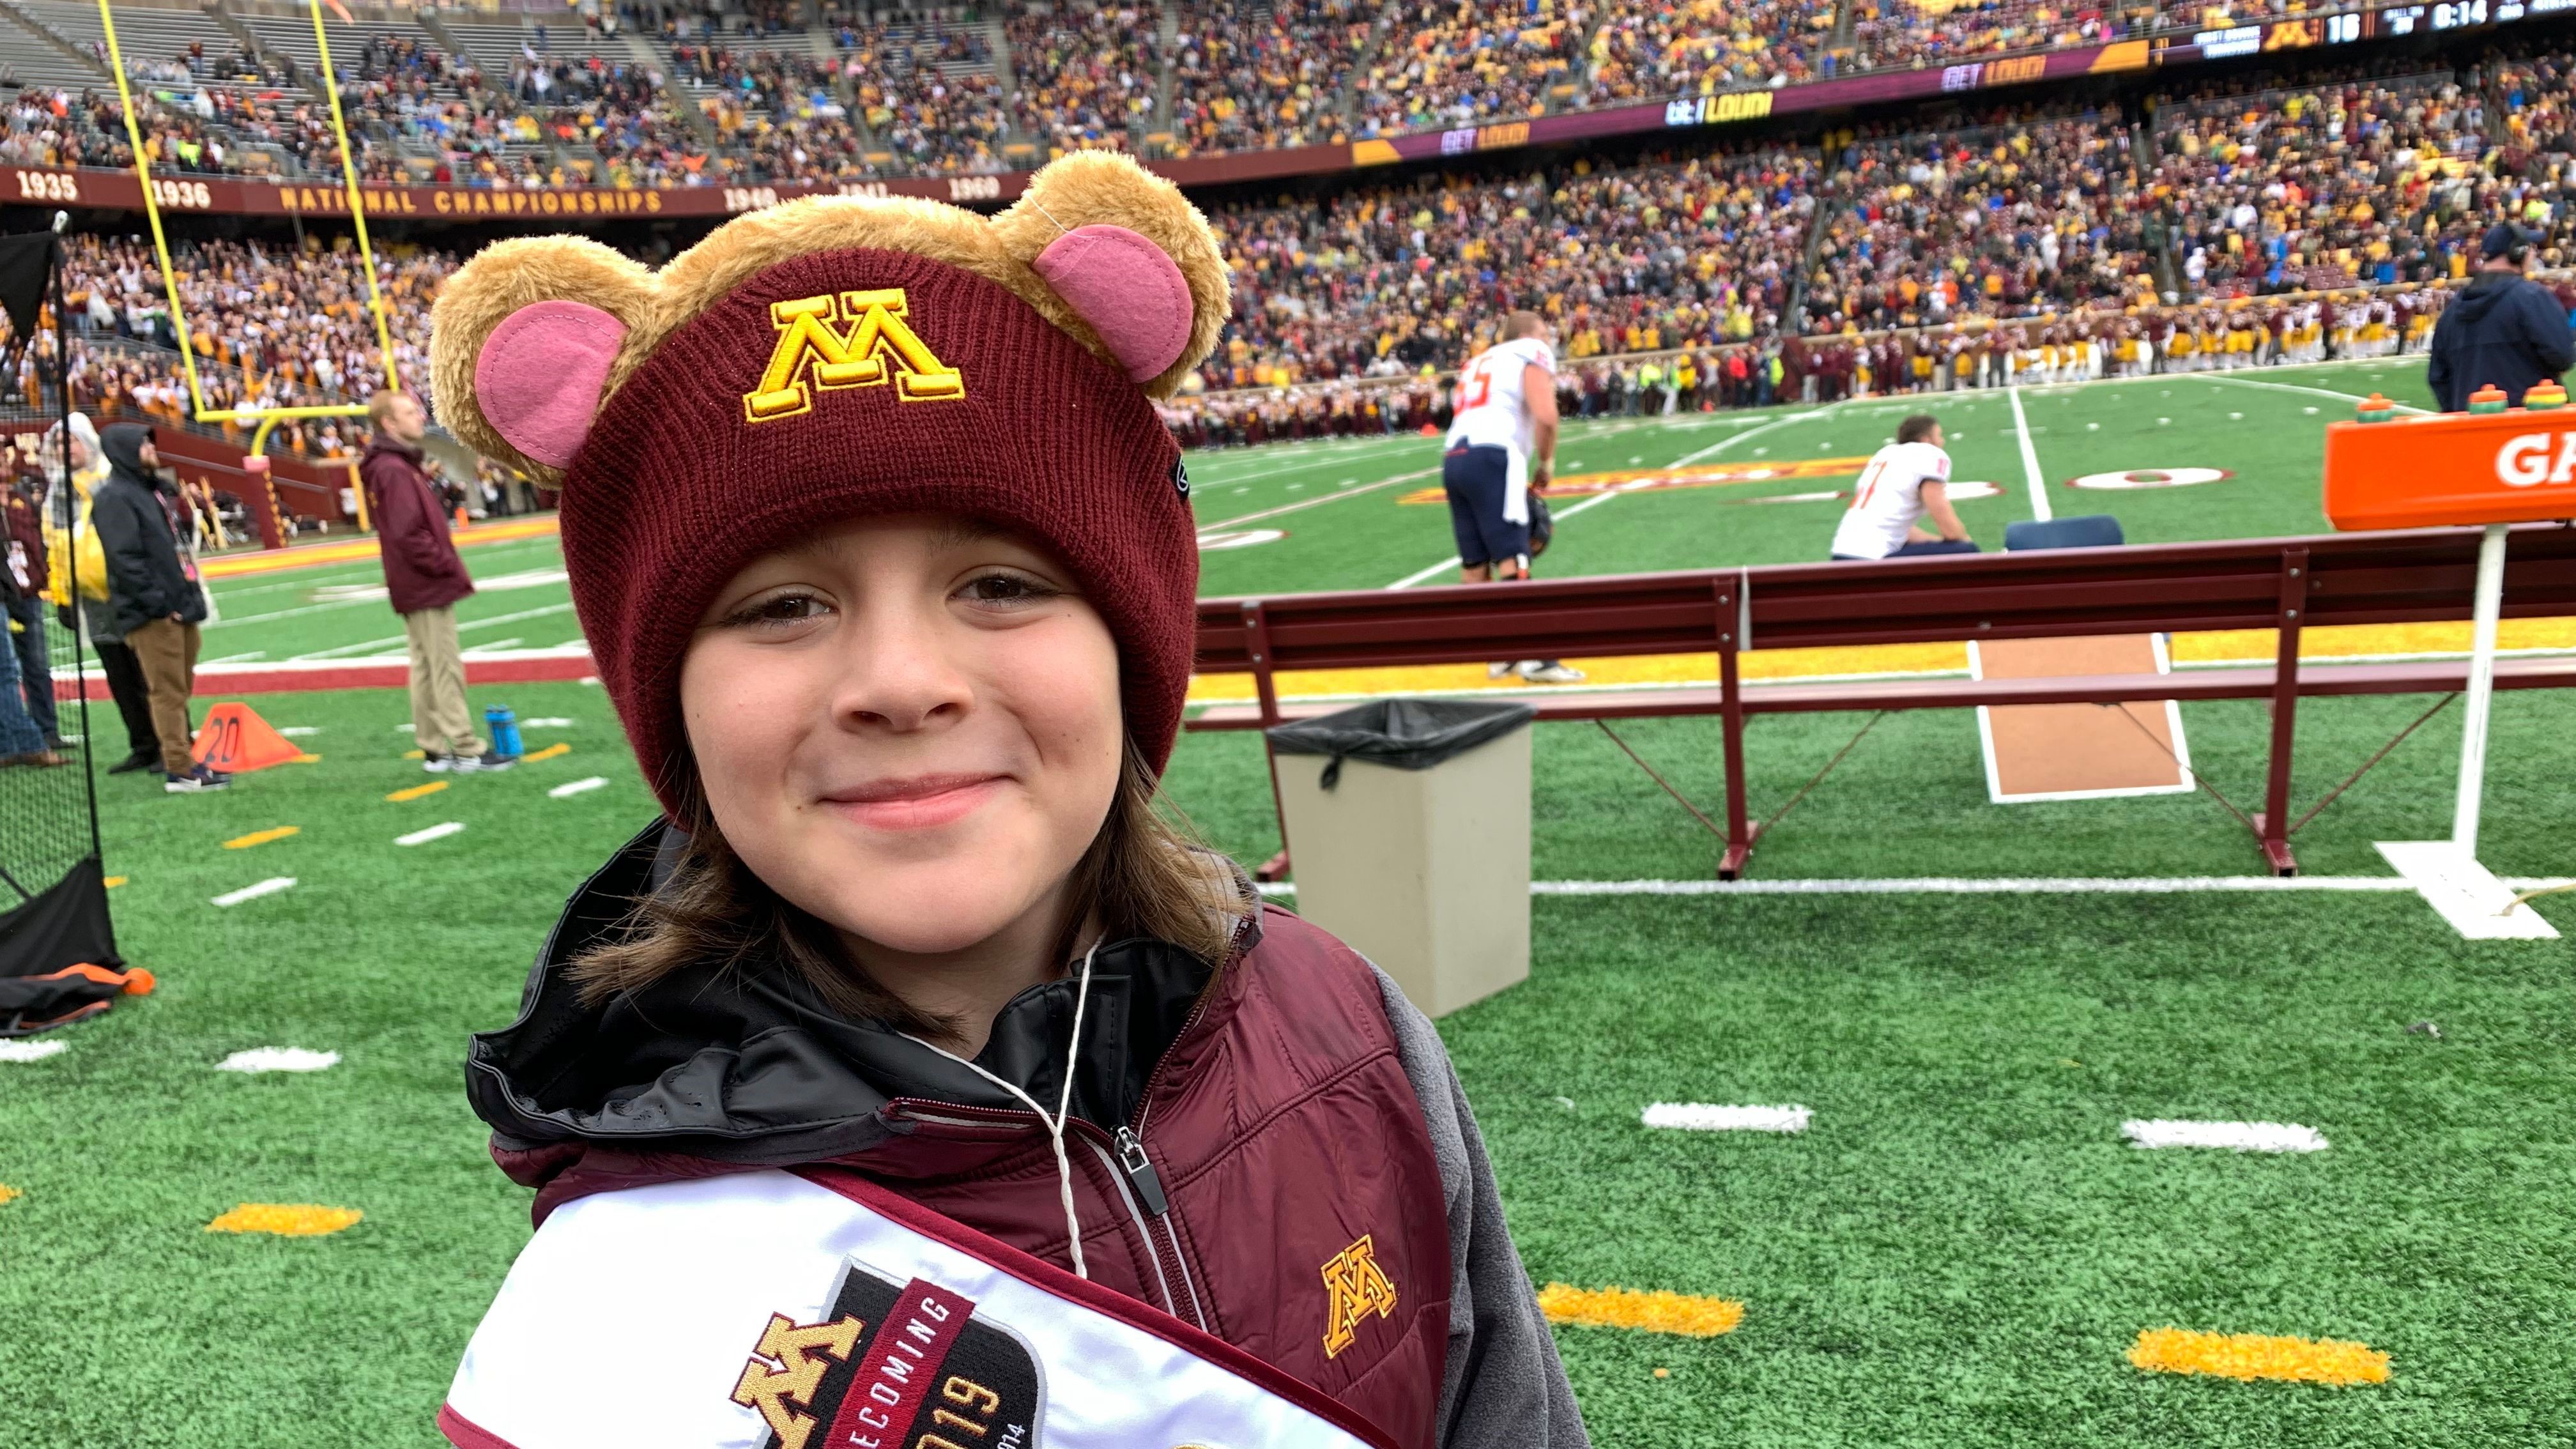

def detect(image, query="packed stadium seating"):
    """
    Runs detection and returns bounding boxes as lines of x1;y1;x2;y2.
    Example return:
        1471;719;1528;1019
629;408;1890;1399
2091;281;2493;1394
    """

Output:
13;10;2576;457
14;0;2540;185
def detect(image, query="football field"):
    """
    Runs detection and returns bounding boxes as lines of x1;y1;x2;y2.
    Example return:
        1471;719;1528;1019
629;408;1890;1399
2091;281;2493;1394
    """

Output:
5;356;2575;1447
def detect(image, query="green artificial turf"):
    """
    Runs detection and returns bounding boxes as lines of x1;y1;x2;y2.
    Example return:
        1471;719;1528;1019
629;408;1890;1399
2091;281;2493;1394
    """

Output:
5;355;2571;1446
0;677;2568;1446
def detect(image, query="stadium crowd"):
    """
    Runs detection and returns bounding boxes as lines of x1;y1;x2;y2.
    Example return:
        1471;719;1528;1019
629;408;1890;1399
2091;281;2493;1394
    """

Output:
13;42;2576;454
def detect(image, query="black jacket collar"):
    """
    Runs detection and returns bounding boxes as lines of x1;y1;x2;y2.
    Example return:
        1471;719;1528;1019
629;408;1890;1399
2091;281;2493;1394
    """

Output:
466;823;1251;1165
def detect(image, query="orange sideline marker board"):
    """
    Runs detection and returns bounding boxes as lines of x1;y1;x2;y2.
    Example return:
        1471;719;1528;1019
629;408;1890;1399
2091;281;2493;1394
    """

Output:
2324;407;2576;530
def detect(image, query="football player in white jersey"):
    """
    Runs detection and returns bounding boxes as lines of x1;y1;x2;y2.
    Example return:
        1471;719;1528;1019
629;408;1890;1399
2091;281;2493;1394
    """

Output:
1828;414;1977;561
1443;310;1583;682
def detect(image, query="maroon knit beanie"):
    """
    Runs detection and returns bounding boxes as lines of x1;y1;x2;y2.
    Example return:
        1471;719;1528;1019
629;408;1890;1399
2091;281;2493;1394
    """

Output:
427;155;1231;816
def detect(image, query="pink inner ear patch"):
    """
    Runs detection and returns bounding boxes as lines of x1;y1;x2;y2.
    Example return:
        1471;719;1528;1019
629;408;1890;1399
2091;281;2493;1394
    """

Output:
1032;224;1194;383
473;299;627;468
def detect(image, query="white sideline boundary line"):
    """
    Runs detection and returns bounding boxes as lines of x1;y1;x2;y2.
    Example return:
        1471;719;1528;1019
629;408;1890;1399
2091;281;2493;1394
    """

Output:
2200;371;2436;415
1254;874;2576;897
2005;386;2055;522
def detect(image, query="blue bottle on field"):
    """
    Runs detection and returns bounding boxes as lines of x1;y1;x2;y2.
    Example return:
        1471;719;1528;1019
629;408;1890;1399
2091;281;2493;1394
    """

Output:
484;705;523;760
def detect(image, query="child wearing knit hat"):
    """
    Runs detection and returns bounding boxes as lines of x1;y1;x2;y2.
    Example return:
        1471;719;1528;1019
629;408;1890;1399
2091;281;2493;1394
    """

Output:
427;153;1588;1449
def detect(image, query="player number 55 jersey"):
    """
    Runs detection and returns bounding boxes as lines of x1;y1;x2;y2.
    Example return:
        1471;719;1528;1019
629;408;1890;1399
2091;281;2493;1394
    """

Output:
1444;337;1556;456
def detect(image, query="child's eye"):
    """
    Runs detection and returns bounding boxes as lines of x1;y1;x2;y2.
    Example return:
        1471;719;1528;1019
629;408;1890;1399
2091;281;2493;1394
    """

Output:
723;590;830;629
958;571;1059;608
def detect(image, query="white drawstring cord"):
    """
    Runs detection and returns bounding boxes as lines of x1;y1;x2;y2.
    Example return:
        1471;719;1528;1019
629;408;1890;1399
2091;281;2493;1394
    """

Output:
900;938;1100;1278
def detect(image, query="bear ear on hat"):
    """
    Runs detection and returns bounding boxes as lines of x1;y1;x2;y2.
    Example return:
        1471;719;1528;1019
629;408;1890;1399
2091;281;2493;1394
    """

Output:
995;151;1230;400
428;236;656;484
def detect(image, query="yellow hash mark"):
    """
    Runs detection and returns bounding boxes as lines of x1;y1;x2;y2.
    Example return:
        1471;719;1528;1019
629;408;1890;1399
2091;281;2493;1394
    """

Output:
521;742;571;763
385;782;448;803
292;753;322;765
1537;1284;1744;1338
2128;1328;2389;1385
222;827;302;850
206;1203;364;1238
0;1184;19;1205
403;749;425;760
103;876;127;889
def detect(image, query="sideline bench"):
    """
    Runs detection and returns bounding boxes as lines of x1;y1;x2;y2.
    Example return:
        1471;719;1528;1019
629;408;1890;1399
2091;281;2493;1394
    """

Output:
1189;523;2576;877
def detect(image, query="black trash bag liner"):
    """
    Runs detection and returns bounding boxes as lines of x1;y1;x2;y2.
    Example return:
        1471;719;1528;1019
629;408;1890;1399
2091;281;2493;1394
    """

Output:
1266;698;1535;790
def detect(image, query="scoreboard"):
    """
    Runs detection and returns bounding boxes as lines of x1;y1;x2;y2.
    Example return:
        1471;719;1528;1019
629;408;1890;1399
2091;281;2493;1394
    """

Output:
2172;0;2567;61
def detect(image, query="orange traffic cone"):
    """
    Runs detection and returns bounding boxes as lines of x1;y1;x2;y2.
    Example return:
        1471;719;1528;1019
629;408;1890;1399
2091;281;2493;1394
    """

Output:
191;702;307;774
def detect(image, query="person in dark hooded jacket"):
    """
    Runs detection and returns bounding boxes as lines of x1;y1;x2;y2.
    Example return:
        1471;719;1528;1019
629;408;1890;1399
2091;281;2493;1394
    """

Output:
2426;224;2576;411
89;423;224;792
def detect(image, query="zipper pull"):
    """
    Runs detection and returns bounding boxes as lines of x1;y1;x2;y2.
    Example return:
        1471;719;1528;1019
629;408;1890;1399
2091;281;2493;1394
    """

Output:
1112;1126;1170;1216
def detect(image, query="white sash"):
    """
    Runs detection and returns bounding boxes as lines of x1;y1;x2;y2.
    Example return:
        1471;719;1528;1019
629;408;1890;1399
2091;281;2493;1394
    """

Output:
440;1168;1397;1449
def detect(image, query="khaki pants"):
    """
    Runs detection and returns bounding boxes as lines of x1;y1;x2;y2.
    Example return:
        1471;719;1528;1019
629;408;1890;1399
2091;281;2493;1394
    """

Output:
125;617;200;776
402;605;486;758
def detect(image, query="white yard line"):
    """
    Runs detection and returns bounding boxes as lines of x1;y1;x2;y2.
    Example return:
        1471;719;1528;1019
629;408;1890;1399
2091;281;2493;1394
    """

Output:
395;821;466;847
460;602;577;631
2122;1119;2329;1152
548;776;609;798
215;1047;340;1073
1254;874;2575;897
288;634;408;662
2006;386;2055;523
1644;1103;1811;1133
2200;371;2435;414
0;1039;68;1062
1195;466;1439;533
1386;486;1625;589
211;877;296;907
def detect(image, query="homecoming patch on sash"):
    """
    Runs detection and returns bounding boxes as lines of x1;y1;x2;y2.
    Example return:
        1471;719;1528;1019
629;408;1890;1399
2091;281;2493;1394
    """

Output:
438;1169;1400;1449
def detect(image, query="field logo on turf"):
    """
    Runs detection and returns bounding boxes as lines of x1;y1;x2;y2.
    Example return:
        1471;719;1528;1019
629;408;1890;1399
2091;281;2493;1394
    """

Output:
744;289;965;423
731;1259;1043;1449
2065;467;2233;491
1320;1234;1399;1358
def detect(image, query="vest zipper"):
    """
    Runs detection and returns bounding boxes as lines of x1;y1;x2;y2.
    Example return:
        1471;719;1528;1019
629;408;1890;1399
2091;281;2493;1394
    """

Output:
1106;1125;1207;1331
884;1101;1207;1330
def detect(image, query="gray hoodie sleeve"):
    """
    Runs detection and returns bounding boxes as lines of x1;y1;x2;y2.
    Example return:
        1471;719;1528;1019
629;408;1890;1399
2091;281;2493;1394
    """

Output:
1370;965;1591;1449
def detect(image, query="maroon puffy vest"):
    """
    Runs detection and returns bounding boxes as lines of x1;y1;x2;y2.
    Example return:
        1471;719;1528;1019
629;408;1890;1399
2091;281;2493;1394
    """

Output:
517;905;1452;1449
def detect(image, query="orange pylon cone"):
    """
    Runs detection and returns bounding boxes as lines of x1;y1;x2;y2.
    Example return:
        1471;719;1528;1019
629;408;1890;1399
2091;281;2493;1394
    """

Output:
191;702;306;774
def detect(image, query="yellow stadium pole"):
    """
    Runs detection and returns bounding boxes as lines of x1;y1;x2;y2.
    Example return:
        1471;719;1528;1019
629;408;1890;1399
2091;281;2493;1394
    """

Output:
307;0;402;392
95;0;215;419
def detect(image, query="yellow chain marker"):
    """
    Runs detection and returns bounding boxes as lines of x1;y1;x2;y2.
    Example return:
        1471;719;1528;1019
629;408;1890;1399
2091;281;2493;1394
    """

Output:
385;782;449;803
206;1204;364;1238
521;742;572;763
222;827;303;850
1537;1284;1744;1338
2128;1328;2389;1385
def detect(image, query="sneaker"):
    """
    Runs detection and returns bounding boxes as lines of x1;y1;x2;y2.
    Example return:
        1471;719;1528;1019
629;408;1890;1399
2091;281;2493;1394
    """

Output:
165;763;231;793
1518;661;1586;684
107;753;157;776
422;752;454;773
1487;662;1516;680
453;753;517;773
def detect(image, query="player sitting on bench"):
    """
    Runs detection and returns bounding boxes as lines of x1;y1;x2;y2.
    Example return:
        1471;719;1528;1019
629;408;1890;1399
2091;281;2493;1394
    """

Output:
1830;413;1977;561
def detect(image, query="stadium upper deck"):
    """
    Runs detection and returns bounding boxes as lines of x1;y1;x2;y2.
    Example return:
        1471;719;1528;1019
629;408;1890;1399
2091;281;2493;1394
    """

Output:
0;0;2564;192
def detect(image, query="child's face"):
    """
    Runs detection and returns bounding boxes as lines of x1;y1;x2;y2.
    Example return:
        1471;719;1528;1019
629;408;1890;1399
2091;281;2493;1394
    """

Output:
680;514;1124;961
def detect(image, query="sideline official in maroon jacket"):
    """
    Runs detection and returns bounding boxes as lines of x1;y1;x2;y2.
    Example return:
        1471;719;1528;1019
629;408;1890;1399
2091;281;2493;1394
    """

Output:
360;390;509;772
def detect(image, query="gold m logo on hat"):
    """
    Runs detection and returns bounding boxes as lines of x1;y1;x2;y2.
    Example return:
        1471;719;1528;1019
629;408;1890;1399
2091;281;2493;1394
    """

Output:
744;288;965;423
1319;1234;1399;1359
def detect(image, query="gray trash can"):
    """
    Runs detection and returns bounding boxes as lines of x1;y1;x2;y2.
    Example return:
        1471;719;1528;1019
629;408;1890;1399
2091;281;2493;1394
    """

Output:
1266;700;1535;1017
